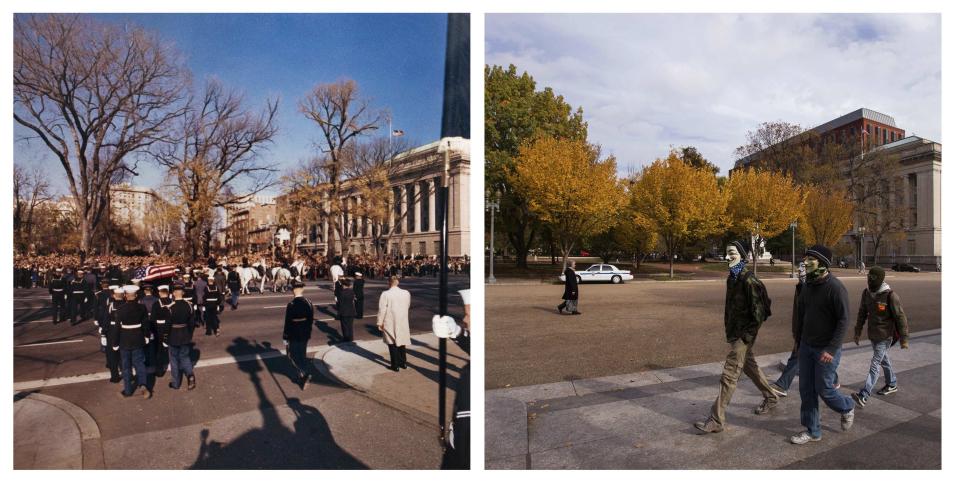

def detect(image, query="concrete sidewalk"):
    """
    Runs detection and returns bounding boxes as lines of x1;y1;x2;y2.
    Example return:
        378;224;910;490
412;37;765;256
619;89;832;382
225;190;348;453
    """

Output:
486;329;941;469
13;392;104;469
317;333;469;427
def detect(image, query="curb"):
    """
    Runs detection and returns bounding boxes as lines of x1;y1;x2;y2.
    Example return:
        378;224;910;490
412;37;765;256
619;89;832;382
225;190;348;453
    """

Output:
14;391;105;469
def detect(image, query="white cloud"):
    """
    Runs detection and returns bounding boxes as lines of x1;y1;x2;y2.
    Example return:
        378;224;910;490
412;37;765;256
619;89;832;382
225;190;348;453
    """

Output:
486;13;942;173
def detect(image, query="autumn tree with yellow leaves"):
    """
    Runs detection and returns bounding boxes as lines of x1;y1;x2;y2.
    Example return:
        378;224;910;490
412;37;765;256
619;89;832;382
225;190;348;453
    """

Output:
509;136;625;270
799;184;854;248
629;151;727;278
723;168;804;272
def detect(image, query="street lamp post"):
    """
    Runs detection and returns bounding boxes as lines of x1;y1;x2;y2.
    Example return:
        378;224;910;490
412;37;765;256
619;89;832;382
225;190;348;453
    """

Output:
858;226;866;270
485;189;500;284
789;221;797;278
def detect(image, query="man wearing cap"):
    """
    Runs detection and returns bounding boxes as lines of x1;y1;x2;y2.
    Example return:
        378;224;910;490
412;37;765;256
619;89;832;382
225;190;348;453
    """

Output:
67;272;89;325
283;279;313;389
96;282;122;383
113;285;153;399
48;269;68;324
139;284;161;376
204;274;224;336
850;266;909;408
338;277;357;343
160;284;197;390
791;244;855;444
193;272;208;328
377;276;411;370
695;239;779;434
151;285;174;378
353;272;365;318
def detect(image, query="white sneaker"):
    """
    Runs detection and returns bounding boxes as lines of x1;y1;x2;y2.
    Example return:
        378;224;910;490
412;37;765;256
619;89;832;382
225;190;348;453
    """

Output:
841;409;855;431
790;431;822;445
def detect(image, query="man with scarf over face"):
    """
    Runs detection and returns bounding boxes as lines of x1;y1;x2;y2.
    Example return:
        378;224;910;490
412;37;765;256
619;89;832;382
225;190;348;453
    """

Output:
850;266;909;408
790;244;855;444
695;240;779;434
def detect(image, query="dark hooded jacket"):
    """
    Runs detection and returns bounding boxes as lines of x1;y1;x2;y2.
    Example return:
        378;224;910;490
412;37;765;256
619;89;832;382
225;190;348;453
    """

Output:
724;267;766;343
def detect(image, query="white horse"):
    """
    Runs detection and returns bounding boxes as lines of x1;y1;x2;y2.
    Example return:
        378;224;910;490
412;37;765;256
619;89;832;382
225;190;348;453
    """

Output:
270;267;291;292
239;267;260;295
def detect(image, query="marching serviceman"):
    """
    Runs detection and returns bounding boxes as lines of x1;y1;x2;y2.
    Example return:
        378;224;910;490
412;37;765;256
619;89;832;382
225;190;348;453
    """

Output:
338;277;357;343
96;282;122;383
67;273;89;325
160;284;197;391
227;265;241;310
139;284;160;376
182;273;198;326
113;285;152;399
204;274;224;336
49;268;67;324
283;279;313;390
151;285;174;378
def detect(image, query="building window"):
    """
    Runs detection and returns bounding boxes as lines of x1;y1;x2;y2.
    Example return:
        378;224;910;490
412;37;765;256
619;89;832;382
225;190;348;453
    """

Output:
420;181;430;232
908;173;918;227
393;186;402;232
418;241;426;256
405;241;412;256
434;240;441;255
882;128;887;144
406;183;415;233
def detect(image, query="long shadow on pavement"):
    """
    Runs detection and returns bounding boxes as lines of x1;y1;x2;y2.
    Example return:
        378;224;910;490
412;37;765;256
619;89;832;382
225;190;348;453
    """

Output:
190;337;366;469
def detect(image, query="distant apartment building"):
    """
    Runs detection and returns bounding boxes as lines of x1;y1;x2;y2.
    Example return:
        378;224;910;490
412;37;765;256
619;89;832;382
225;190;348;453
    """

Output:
224;195;277;255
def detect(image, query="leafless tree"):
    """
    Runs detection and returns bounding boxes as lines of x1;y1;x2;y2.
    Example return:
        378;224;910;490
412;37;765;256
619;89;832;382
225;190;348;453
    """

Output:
14;14;188;254
13;164;52;253
153;80;279;259
299;79;386;259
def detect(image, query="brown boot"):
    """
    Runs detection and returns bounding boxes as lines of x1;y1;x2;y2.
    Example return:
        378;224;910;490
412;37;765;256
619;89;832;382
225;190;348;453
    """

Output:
694;418;724;433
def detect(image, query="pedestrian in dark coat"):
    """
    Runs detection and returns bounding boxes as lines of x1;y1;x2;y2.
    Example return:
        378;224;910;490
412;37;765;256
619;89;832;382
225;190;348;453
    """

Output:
557;260;580;314
353;272;365;318
283;280;314;389
49;270;67;324
204;276;224;337
338;278;356;342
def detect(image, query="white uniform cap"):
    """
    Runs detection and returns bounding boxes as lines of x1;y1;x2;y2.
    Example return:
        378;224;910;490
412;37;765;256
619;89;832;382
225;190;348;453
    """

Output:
458;289;471;306
157;285;170;291
123;285;139;294
355;272;363;277
108;285;120;291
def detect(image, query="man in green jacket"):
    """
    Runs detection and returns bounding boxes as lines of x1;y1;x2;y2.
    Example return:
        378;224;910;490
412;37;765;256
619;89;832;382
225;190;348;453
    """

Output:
695;240;779;434
851;266;909;407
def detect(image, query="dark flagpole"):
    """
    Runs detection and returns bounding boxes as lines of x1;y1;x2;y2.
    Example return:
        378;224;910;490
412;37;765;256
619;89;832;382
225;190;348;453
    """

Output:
438;12;469;443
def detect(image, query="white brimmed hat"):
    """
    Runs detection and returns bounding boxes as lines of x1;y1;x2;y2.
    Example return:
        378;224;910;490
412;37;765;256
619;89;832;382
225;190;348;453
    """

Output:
123;285;139;294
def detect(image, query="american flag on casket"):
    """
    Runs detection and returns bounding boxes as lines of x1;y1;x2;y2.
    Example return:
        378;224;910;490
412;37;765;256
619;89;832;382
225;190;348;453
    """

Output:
134;264;178;282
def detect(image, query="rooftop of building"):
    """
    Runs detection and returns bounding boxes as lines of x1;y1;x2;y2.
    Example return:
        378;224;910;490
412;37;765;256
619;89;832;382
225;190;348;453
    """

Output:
810;108;900;134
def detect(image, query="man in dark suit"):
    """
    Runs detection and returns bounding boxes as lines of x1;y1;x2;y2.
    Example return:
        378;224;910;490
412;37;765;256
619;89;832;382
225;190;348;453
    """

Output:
558;259;580;315
353;272;365;318
338;278;356;342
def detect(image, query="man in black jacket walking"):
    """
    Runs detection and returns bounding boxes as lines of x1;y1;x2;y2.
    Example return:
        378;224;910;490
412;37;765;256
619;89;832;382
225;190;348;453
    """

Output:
695;240;779;434
283;279;314;389
160;284;197;391
338;278;357;342
791;245;855;444
557;260;580;315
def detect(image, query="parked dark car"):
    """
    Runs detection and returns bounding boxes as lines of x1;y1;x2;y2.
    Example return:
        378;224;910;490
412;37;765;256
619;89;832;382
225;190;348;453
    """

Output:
892;263;921;272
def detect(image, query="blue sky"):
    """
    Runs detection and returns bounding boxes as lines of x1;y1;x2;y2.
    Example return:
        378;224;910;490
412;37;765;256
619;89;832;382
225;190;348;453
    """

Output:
486;13;941;174
15;13;448;195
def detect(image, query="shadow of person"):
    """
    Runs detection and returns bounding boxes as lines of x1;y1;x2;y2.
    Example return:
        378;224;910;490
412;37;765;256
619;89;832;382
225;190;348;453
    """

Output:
314;319;344;345
190;337;366;469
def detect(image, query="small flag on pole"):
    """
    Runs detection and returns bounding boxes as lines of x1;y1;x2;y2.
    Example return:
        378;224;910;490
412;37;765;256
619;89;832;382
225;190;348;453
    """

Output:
392;129;404;136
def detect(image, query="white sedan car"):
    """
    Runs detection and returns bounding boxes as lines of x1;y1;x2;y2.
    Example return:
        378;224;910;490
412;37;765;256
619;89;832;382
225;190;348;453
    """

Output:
558;264;634;284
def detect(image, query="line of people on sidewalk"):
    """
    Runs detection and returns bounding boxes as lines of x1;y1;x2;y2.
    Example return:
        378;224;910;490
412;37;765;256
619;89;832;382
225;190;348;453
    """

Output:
693;241;909;445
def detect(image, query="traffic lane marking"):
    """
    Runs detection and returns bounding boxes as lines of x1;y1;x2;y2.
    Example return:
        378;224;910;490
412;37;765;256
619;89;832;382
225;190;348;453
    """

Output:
15;339;85;348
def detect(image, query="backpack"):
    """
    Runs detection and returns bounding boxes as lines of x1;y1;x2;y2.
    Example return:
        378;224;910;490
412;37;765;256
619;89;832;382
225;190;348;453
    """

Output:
745;271;772;322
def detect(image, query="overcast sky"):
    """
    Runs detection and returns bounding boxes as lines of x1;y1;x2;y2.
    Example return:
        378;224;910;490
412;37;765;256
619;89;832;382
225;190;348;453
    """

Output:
486;13;941;174
15;13;447;196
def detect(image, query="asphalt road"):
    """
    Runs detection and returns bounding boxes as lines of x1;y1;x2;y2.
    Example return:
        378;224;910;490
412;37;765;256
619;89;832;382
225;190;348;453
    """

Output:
14;276;468;383
485;272;940;389
13;276;469;469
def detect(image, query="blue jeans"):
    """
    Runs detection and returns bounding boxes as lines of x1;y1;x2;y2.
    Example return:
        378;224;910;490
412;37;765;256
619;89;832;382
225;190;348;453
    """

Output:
859;339;896;399
120;348;147;395
774;349;800;391
168;344;194;388
799;341;854;438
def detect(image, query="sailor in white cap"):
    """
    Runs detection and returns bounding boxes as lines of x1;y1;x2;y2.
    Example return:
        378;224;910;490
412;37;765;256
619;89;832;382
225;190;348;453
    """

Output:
113;284;153;399
48;268;68;324
353;272;365;317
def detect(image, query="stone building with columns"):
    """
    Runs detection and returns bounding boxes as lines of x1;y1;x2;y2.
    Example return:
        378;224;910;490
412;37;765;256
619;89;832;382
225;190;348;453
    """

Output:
280;137;470;258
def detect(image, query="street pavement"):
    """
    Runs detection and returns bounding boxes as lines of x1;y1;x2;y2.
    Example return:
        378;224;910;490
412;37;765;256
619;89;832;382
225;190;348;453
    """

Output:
13;276;470;469
486;330;941;469
486;272;940;388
